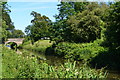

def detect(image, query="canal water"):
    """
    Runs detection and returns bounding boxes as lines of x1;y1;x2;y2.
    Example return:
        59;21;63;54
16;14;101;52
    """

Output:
17;49;120;79
17;49;69;66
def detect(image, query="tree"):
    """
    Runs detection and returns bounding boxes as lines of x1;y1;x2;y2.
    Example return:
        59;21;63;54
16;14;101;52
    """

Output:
65;2;108;43
0;2;14;43
105;2;120;49
55;1;89;21
66;10;101;43
50;2;87;43
1;20;9;43
25;11;51;43
50;2;108;43
8;29;25;38
49;20;66;43
74;2;89;12
54;2;76;21
2;2;14;30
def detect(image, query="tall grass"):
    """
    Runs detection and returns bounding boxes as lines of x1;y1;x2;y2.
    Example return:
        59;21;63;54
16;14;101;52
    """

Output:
2;46;107;78
0;44;2;78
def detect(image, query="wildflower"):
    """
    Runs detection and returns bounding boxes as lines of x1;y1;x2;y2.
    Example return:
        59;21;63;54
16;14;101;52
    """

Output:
75;72;79;75
66;68;70;71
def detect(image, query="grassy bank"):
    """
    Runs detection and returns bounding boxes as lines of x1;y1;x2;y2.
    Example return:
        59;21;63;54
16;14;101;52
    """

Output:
21;40;53;53
2;46;107;78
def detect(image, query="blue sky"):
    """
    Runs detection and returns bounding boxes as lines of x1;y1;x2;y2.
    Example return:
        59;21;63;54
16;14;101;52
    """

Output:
7;2;59;33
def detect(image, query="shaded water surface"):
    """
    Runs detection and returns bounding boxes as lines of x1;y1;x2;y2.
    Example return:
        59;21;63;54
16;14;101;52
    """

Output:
17;49;82;66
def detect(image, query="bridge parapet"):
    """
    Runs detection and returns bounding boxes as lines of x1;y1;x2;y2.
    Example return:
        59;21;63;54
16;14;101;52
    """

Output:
5;38;25;45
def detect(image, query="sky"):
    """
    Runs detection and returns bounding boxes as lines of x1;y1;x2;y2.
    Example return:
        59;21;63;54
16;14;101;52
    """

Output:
7;1;59;33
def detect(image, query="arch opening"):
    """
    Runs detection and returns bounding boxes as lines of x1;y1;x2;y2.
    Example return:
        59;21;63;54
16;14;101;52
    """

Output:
6;42;17;51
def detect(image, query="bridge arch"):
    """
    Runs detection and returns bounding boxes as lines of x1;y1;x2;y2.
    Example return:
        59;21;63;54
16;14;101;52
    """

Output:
6;42;17;51
5;38;25;46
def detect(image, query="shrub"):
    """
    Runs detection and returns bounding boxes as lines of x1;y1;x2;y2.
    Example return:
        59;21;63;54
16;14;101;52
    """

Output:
90;49;120;71
55;39;107;61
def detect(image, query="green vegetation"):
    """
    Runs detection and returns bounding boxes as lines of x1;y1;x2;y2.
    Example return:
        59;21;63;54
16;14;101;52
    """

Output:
9;29;25;38
49;2;108;43
2;46;107;78
90;1;120;71
21;40;52;53
25;11;51;44
1;1;120;79
90;48;120;71
105;2;120;50
0;60;1;78
54;39;108;61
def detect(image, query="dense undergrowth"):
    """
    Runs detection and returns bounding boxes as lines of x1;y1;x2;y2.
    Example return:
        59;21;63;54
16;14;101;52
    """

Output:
2;46;107;78
54;39;120;71
21;39;120;71
54;39;108;61
90;48;120;70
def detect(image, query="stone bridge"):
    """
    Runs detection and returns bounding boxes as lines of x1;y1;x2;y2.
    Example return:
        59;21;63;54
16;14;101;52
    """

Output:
5;38;25;46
